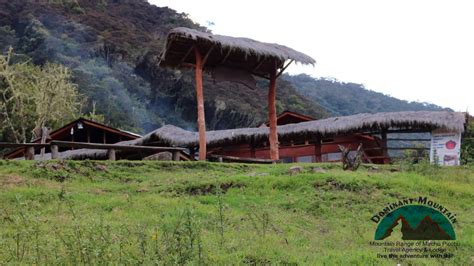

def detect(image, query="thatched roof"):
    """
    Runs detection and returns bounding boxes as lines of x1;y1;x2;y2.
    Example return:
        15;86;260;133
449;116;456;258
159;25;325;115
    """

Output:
27;111;464;160
159;27;315;77
136;111;466;148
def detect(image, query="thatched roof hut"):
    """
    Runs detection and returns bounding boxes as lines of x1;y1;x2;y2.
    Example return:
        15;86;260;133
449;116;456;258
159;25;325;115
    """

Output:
159;27;316;161
130;111;467;148
159;27;315;77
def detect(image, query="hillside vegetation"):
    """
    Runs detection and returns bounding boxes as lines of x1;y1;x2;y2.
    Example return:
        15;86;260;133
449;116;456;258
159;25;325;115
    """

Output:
0;160;472;265
285;74;451;116
0;0;327;135
0;0;449;138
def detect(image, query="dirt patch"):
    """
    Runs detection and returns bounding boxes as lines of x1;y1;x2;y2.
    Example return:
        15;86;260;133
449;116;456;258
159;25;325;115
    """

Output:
0;175;24;187
242;255;271;265
182;182;246;196
90;188;112;195
314;178;372;193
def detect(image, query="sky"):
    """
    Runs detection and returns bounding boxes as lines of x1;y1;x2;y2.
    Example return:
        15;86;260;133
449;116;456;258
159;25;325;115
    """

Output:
150;0;473;112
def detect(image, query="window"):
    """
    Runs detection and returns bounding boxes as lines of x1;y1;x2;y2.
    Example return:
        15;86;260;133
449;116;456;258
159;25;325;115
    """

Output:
296;155;313;163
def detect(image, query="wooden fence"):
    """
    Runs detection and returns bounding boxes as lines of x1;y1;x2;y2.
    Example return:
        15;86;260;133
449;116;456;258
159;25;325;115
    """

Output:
0;141;186;161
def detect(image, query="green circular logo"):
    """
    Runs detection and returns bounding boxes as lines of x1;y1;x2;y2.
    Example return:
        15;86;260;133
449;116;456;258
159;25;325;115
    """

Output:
375;205;455;240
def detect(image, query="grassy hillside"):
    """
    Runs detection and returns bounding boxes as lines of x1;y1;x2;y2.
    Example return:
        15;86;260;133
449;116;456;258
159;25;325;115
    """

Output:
0;160;472;265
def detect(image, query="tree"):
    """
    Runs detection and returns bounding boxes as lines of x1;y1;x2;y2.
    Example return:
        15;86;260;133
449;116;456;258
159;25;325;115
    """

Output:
461;118;474;165
0;48;83;143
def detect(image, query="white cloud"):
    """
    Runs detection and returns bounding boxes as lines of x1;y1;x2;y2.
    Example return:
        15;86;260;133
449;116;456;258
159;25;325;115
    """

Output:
151;0;474;112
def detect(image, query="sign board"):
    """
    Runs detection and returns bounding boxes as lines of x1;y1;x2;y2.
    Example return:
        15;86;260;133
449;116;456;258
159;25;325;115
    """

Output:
430;131;462;166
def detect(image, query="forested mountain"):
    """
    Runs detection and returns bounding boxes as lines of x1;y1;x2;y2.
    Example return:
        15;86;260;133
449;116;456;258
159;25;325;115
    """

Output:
0;0;327;135
284;74;450;116
0;0;448;137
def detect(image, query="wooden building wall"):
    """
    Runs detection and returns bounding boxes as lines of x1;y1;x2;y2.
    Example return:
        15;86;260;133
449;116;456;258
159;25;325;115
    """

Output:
208;134;387;164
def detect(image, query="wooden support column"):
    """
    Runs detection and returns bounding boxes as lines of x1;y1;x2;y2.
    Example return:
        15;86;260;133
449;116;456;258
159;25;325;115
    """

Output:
87;127;91;143
51;145;59;159
189;147;196;160
172;151;180;161
195;47;207;160
268;67;279;161
25;147;35;160
381;129;389;164
314;137;322;162
107;149;116;161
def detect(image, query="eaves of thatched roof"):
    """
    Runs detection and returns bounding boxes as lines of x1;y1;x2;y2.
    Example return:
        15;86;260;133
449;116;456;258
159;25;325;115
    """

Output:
30;111;465;160
159;27;315;77
138;111;467;148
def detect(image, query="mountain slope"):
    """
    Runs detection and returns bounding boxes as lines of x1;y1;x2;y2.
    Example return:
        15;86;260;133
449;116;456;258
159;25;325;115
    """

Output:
0;0;328;134
285;74;450;116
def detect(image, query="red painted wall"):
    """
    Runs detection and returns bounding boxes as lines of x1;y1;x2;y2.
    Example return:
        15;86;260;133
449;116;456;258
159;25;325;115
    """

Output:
208;134;387;164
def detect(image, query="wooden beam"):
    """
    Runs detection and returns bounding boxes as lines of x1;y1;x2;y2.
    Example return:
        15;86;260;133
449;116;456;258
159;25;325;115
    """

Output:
387;138;431;141
202;44;216;65
252;58;266;72
0;143;49;148
251;72;271;80
209;154;274;164
388;147;429;150
219;49;232;65
276;60;294;78
195;47;207;160
50;141;186;152
364;147;429;151
178;44;195;67
268;65;279;161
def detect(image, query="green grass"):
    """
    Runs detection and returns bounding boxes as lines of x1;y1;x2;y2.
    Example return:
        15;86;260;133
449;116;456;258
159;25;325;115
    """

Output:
0;160;473;265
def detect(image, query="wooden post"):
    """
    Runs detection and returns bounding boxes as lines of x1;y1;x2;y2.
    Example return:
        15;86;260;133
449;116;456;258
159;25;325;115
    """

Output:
314;137;322;162
172;151;180;161
87;127;91;143
25;146;35;160
195;47;207;160
381;130;389;164
40;127;48;159
189;147;196;160
250;143;256;158
51;145;59;159
107;149;116;161
268;66;279;161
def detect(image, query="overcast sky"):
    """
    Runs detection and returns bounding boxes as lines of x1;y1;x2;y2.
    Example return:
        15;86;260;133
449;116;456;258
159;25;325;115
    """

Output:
150;0;473;112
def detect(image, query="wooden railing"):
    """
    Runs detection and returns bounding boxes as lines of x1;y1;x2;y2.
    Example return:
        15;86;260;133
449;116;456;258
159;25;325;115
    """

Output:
0;141;186;161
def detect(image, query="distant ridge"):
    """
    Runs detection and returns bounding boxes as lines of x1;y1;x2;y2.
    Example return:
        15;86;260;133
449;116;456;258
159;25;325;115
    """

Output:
284;74;451;116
